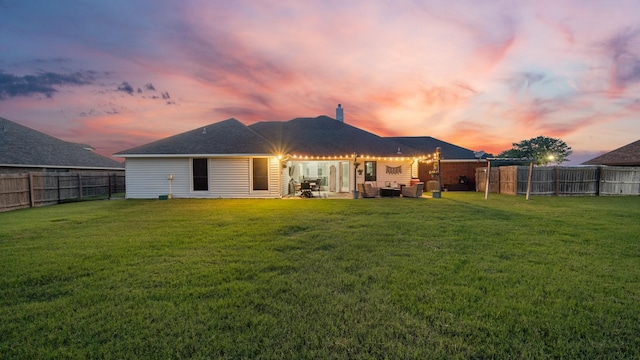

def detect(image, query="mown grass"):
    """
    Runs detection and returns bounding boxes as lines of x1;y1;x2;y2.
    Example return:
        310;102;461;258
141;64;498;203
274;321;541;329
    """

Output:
1;193;639;359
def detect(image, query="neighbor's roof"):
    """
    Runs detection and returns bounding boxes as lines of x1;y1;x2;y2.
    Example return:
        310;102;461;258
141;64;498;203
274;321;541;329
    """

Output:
582;140;640;166
249;116;422;157
387;136;481;160
114;118;275;156
0;117;124;170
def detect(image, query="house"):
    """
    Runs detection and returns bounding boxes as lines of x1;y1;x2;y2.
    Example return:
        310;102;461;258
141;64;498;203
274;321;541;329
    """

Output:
388;136;487;191
249;116;425;196
115;113;432;199
113;118;279;198
582;140;640;166
0;117;124;174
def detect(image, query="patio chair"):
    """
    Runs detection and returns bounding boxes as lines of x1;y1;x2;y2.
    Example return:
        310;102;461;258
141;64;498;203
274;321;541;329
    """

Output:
288;179;298;197
300;181;313;198
358;183;379;198
312;178;322;197
402;182;424;198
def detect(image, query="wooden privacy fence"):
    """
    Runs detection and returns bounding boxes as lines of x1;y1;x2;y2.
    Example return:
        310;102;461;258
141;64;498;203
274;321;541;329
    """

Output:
0;173;125;212
475;165;640;196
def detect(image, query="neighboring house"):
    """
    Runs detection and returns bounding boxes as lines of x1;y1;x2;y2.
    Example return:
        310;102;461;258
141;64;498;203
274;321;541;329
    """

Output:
115;115;430;199
388;136;487;191
0;117;124;174
582;140;640;166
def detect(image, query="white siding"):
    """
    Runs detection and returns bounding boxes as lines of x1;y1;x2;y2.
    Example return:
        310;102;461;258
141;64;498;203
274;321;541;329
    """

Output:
359;161;412;187
411;159;419;178
378;161;412;187
211;158;250;197
268;157;281;197
282;163;292;195
125;156;281;199
209;157;280;198
125;158;190;198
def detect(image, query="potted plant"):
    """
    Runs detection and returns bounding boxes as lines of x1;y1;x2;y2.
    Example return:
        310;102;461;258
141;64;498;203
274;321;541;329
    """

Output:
354;161;363;175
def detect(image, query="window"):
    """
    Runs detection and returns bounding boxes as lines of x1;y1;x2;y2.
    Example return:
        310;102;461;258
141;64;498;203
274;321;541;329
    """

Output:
365;161;377;181
192;158;208;191
253;158;269;191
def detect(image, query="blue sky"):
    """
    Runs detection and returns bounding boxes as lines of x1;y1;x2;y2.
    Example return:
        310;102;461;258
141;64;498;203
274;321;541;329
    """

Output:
1;0;639;163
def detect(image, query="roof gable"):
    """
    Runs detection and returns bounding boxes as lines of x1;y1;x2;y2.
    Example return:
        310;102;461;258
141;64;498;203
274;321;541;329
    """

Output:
115;118;275;156
582;140;640;166
0;117;123;169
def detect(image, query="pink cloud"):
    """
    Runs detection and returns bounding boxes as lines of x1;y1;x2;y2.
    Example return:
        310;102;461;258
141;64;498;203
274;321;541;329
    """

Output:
2;0;640;161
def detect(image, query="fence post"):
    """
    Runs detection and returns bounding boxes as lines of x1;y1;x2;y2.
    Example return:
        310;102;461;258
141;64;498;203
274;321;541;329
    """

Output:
57;175;61;203
554;166;559;196
108;174;112;199
484;161;491;199
28;173;35;207
78;173;83;199
526;162;533;200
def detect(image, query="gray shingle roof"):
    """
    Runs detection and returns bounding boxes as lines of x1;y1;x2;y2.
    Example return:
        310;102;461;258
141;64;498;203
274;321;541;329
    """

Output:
115;116;473;159
249;116;422;157
582;140;640;166
387;136;479;160
114;118;275;156
0;117;124;169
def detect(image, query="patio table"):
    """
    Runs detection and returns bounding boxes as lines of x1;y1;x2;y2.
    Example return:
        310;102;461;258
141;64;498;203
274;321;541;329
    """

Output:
380;187;401;197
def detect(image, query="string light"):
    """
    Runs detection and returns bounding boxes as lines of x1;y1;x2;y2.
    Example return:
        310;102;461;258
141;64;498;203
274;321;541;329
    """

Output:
285;153;436;161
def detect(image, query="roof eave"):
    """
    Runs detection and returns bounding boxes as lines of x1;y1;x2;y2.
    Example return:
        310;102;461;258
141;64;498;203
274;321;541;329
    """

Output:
440;159;488;162
0;163;124;170
114;153;276;158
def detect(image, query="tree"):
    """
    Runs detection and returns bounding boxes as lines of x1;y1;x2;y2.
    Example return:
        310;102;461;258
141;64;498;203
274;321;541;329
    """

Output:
497;136;572;165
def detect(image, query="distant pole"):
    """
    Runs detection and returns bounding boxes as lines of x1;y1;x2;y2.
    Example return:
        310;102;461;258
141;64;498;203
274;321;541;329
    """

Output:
484;160;491;199
526;162;533;200
436;147;442;193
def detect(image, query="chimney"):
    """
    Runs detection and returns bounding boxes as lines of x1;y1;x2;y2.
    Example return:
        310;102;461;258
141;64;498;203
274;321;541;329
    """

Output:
336;104;344;122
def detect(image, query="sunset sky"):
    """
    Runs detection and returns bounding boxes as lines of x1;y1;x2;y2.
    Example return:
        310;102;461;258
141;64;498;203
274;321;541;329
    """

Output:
1;0;639;164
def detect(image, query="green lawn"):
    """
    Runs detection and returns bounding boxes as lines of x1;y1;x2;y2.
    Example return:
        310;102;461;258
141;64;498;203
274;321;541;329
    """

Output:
1;193;639;359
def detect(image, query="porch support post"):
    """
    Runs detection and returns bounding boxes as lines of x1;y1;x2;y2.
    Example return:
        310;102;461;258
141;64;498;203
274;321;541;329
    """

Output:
436;147;442;193
353;154;358;193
